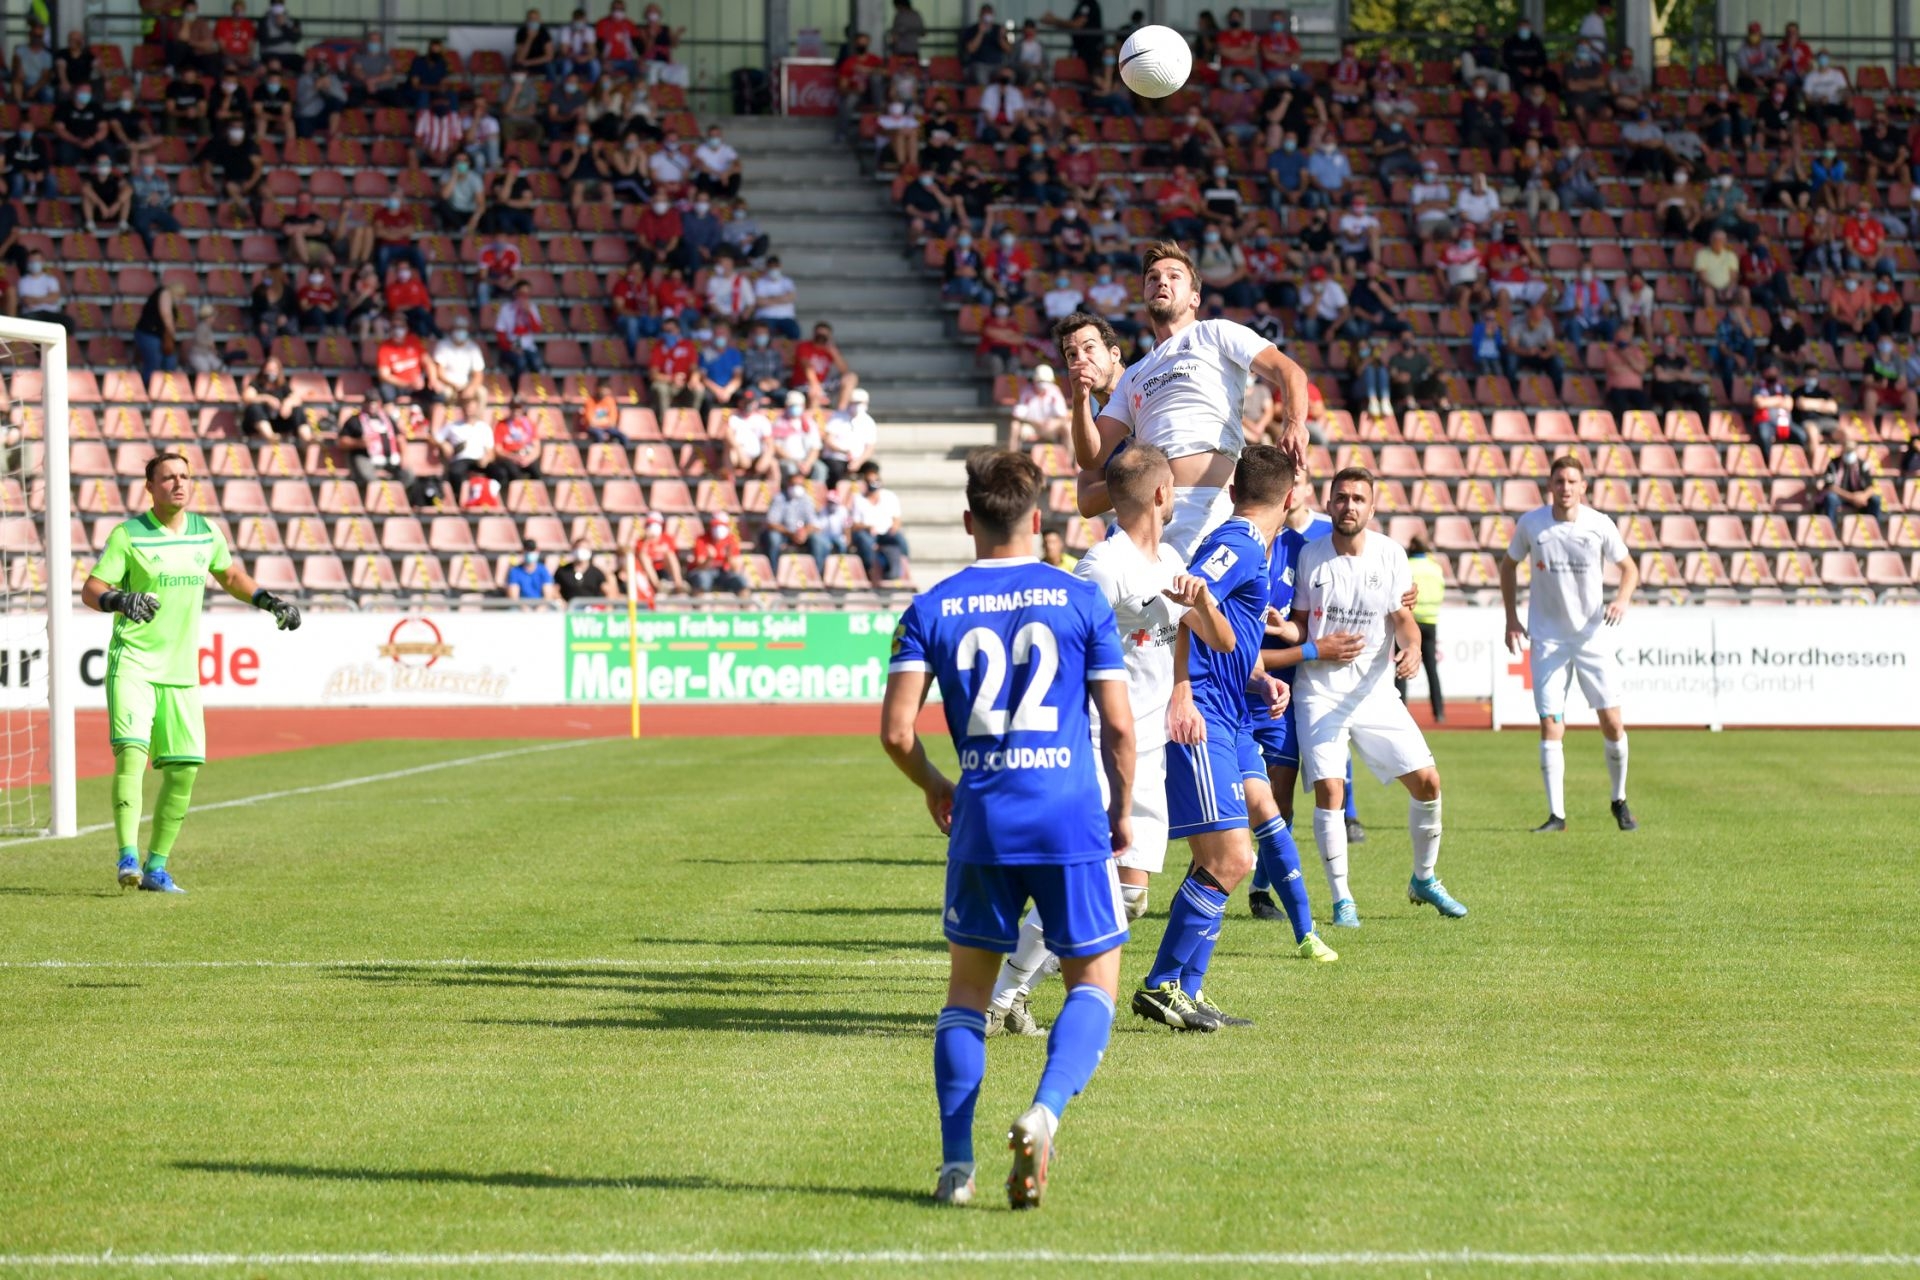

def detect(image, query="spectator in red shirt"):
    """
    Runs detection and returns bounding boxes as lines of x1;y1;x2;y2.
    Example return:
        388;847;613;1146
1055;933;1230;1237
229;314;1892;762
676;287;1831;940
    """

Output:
493;397;543;481
1777;22;1813;81
476;233;522;310
687;513;748;597
633;512;686;601
1843;199;1895;276
984;230;1036;304
977;300;1044;376
790;320;857;409
1260;16;1307;88
215;0;258;72
1155;165;1206;244
1216;7;1263;88
494;279;546;379
375;317;447;427
633;194;684;274
836;32;883;140
373;195;425;279
384;262;435;337
609;260;655;356
651;264;697;330
296;266;342;331
648;315;700;423
596;1;641;77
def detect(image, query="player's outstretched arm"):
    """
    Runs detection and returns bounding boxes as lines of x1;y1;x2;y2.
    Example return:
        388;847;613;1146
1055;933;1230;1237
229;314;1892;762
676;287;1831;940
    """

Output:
1263;631;1366;671
212;564;303;631
1073;466;1113;518
1088;677;1135;855
1606;553;1640;625
1163;574;1233;652
83;575;159;624
1251;345;1311;464
1498;555;1527;652
880;668;954;834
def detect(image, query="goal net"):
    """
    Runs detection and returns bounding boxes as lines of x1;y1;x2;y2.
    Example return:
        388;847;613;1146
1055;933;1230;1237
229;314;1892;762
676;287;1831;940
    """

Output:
0;318;75;837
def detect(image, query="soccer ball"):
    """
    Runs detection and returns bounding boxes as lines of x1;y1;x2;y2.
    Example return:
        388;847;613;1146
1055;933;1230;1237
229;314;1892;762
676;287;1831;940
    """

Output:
1118;25;1193;99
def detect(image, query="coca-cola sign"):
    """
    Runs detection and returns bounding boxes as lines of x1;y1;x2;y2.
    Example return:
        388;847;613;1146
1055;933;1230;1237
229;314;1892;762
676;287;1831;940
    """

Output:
785;60;839;116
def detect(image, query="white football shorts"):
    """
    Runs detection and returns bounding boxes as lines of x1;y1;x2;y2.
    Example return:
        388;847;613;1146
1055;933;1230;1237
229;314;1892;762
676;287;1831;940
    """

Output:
1299;691;1435;786
1098;740;1169;875
1162;485;1235;565
1531;635;1622;720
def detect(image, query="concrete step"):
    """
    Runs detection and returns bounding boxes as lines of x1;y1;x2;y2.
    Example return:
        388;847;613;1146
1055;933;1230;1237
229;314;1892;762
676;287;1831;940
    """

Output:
736;155;864;181
837;348;978;379
778;276;932;308
861;384;987;413
753;213;904;242
745;187;896;216
871;454;973;486
876;421;1000;450
775;244;921;276
891;485;970;521
808;312;950;344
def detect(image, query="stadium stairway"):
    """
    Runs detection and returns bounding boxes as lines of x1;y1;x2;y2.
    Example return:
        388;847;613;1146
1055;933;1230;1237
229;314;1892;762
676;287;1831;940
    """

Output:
876;421;998;585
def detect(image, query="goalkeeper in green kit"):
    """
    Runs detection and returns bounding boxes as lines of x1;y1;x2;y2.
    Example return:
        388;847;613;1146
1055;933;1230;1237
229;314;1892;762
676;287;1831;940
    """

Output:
81;453;302;894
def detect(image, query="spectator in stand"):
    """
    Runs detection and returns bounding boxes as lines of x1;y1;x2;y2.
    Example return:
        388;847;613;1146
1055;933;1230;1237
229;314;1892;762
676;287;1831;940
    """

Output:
633;193;684;273
4;124;52;204
1702;170;1757;244
1040;527;1078;571
725;387;777;482
210;70;252;140
1614;270;1656;340
1041;269;1084;322
1756;82;1800;153
56;29;97;101
1511;81;1560;152
280;195;334;272
253;66;295;147
692;122;742;200
792;321;857;409
15;254;70;330
484;159;536;236
1303;131;1352;211
1327;41;1365;118
836;33;884;140
1693;228;1744;306
977;300;1040;376
597;1;641;79
240;356;312;443
473;233;522;314
375;317;446;427
1460;78;1507;164
12;24;54;105
724;200;768;262
1700;86;1751;159
1558;264;1614;345
1843;199;1895;275
1351;340;1392;419
414;95;466;172
384;262;435;338
1870;273;1911;340
1733;21;1778;92
608;259;653;355
1486;225;1548;308
52;81;109;167
648;316;699;423
347;29;404;108
900;173;955;246
1809;145;1849;212
1011;364;1069;445
1348;259;1409;339
499;68;542;142
294;54;348;140
1387;335;1450;414
335;399;413;492
249;266;294;345
1190;230;1248;309
1771;305;1810;374
1793;370;1840;443
492;397;541;483
506;543;560;604
432;320;488;402
1602;331;1650;414
1010;20;1046;87
1650;332;1713;419
343;263;384;338
1863;338;1917;418
1823;271;1874;347
1454;171;1502;232
132;282;182;384
1334;195;1380;273
1800;52;1849;127
1437;224;1488;310
257;1;302;69
1266;131;1308;209
579;376;626;446
680;195;725;267
741;320;788;402
1862;110;1908;190
770;390;825;483
698;320;743;413
651;263;699;330
1562;49;1609;124
1512;139;1559;220
764;473;833;574
822;387;876;487
1799;205;1840;273
1606;49;1646;119
197;120;264;225
1407;161;1454;242
435;156;487;239
633;513;685;599
942;230;990;304
962;5;1010;85
553;9;600;85
214;0;258;71
81;157;131;235
1620;108;1669;178
296;266;342;331
1502;16;1557;95
495;279;546;379
1813;424;1884;532
1456;21;1508;93
1710;309;1760;399
850;462;908;585
555;542;617;601
1469;307;1515;381
688;514;748;597
513;8;555;77
1371;114;1419;185
1296;265;1351;346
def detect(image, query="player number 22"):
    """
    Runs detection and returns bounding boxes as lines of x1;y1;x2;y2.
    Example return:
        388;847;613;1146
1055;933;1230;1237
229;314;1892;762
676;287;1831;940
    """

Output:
957;623;1060;736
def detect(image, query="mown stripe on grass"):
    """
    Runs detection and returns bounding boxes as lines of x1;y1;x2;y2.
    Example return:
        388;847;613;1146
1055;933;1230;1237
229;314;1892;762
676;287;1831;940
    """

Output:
3;1252;1919;1269
0;957;943;971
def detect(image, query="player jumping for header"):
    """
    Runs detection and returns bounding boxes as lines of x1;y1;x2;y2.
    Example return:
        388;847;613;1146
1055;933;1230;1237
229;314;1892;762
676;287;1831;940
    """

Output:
1291;468;1465;925
1500;454;1640;833
84;452;302;893
882;449;1135;1210
1071;242;1311;562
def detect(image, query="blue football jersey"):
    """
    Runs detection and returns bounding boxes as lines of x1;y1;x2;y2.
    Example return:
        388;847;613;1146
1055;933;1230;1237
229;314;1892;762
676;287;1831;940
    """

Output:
889;557;1126;866
1185;517;1273;726
1247;513;1334;708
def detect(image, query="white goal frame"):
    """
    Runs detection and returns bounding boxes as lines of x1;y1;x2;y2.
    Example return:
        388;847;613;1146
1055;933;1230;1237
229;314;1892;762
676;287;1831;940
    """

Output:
4;316;75;837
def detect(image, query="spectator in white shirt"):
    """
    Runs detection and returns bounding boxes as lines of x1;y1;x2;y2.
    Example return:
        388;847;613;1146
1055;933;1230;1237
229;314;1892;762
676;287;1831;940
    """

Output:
978;75;1025;141
431;323;488;398
1335;197;1381;271
692;123;740;198
1296;265;1350;344
1455;172;1502;228
1040;271;1084;321
849;461;909;584
1409;162;1454;241
1010;363;1070;445
770;389;825;483
1800;53;1849;125
725;387;777;482
875;99;920;169
647;133;692;198
16;255;71;329
1575;1;1612;66
1013;20;1046;84
703;253;757;322
1086;264;1131;325
752;255;798;339
821;386;877;487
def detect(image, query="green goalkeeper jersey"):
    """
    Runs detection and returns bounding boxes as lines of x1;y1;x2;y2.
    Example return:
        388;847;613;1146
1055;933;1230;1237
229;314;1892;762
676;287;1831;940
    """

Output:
92;512;232;686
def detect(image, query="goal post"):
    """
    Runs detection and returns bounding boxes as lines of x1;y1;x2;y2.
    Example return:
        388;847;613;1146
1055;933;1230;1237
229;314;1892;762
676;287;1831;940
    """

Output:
0;316;75;838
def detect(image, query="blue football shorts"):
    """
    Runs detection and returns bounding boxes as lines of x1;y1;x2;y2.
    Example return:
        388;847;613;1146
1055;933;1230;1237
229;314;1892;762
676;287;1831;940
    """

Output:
1165;714;1266;839
942;857;1128;959
1246;697;1299;769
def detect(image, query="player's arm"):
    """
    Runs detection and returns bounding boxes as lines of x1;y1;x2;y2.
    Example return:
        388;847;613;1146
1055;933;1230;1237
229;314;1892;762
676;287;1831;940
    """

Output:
1073;465;1112;518
1088;675;1135;855
1163;573;1232;652
210;562;303;631
1249;343;1310;463
879;666;954;835
82;575;160;623
1165;627;1206;746
1261;631;1365;671
1390;604;1422;679
1073;404;1128;473
1606;550;1639;625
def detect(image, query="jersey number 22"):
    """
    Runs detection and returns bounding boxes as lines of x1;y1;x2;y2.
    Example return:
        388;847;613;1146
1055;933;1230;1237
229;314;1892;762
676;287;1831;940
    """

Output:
958;623;1060;737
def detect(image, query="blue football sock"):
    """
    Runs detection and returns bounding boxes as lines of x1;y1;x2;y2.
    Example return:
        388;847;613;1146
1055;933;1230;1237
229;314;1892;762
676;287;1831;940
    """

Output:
1343;759;1359;822
1253;815;1314;943
933;1006;987;1165
1032;985;1115;1120
1145;873;1228;990
1249;859;1271;893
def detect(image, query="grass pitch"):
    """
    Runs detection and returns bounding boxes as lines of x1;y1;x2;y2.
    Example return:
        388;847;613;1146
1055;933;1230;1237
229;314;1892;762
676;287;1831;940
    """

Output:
0;730;1916;1279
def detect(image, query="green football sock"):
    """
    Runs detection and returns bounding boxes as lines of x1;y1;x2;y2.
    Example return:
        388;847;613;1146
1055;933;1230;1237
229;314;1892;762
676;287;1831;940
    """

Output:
146;764;199;872
113;747;147;857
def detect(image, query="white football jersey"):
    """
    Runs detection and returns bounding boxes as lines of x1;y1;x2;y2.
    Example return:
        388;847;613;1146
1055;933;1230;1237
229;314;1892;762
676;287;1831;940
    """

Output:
1103;319;1273;463
1506;505;1629;644
1075;526;1188;751
1293;531;1413;704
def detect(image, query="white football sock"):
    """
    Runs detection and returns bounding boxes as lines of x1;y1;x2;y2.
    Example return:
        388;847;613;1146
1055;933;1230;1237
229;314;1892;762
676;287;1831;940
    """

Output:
1313;806;1350;903
1120;883;1150;921
1409;795;1443;881
1604;734;1629;802
989;906;1052;1011
1540;739;1566;818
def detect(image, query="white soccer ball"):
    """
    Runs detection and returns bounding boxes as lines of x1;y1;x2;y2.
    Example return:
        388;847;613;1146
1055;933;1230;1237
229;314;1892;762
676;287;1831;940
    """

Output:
1117;24;1193;99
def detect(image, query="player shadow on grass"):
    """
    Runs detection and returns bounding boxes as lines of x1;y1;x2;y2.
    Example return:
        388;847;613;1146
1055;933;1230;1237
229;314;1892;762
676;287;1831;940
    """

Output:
334;965;931;1000
473;1004;931;1036
0;885;120;897
677;856;938;867
173;1160;926;1205
627;934;947;953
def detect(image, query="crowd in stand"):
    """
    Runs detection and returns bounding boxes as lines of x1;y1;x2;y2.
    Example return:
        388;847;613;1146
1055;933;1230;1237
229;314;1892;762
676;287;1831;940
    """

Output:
1;3;918;602
862;4;1920;570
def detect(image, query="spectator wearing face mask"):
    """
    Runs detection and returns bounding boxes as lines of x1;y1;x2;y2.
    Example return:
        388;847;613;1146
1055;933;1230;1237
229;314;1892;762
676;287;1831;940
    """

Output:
383;262;436;337
241;355;312;443
1303;133;1351;212
250;67;295;146
556;543;618;601
688;514;748;597
633;194;684;273
698;321;744;412
1040;270;1083;322
648;318;700;424
334;399;413;492
492;398;542;483
551;8;599;85
372;194;425;279
722;199;767;262
52;80;109;166
1011;364;1070;446
691;124;740;199
3;124;53;203
632;514;685;601
850;462;909;585
215;0;259;72
578;376;626;447
741;322;789;401
494;281;546;380
763;474;834;574
1823;273;1874;347
296;266;342;332
724;387;777;483
277;192;333;273
12;24;55;105
821;388;876;489
432;322;488;401
197;119;264;224
347;29;404;108
962;6;1010;86
1557;265;1614;346
792;322;857;411
606;260;653;355
506;542;560;604
80;156;130;235
1459;78;1507;165
17;255;72;330
435;155;487;237
375;317;447;428
293;53;347;140
770;390;826;484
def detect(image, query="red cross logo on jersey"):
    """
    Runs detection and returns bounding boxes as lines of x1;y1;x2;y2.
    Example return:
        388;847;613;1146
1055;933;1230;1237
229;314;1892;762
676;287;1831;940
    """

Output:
1132;392;1144;411
1129;628;1151;648
1313;607;1324;618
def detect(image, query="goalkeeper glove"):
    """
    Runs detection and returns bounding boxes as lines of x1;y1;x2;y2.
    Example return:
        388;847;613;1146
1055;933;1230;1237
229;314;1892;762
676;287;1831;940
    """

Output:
100;590;160;623
252;589;302;632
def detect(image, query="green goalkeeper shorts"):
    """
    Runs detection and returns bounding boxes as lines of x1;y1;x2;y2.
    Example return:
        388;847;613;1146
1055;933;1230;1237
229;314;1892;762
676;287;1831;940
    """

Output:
107;676;206;767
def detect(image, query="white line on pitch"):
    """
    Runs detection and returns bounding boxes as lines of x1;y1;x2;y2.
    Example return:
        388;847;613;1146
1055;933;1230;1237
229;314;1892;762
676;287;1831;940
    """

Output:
0;956;943;971
0;739;610;848
2;1250;1918;1269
